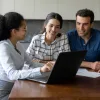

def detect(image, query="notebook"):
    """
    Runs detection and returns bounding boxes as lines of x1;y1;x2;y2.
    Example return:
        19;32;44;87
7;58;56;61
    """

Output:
28;50;87;84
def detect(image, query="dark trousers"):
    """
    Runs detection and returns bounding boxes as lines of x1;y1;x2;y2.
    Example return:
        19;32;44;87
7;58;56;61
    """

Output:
0;80;14;100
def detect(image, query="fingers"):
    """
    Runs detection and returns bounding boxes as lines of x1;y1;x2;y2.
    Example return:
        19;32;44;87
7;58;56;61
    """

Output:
92;62;100;73
98;70;100;73
47;62;54;66
40;62;54;72
46;62;54;70
32;59;40;62
96;64;100;71
50;61;55;64
45;66;51;72
92;62;100;72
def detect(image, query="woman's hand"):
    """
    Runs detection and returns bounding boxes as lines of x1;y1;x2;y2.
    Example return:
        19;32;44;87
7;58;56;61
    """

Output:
40;61;55;73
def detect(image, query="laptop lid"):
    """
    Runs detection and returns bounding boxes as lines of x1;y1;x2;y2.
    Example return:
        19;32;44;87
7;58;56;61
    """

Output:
28;50;87;84
46;50;87;83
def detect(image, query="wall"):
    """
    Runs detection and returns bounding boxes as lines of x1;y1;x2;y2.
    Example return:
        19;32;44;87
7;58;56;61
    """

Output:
0;0;100;20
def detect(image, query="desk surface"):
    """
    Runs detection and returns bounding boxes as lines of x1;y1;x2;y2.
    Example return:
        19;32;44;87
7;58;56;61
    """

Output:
9;76;100;100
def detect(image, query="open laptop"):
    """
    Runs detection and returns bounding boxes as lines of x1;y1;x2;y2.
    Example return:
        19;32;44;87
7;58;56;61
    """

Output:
28;50;87;84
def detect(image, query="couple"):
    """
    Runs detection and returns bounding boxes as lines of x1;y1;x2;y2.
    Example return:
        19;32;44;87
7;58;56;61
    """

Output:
0;8;100;100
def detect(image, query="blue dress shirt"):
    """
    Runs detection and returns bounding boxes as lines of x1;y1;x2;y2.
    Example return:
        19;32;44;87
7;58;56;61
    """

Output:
67;28;100;62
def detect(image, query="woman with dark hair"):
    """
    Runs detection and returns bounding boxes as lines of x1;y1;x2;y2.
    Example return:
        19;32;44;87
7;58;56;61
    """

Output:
26;12;70;63
0;12;54;100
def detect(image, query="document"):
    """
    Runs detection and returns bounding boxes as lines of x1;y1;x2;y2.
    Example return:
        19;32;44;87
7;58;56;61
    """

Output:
77;68;100;78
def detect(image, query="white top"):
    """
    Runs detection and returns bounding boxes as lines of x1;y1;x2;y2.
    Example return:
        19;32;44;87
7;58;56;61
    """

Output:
0;39;46;83
26;32;70;61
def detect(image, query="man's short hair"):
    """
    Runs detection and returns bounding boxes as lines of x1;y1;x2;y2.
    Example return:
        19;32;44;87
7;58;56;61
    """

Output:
76;8;94;23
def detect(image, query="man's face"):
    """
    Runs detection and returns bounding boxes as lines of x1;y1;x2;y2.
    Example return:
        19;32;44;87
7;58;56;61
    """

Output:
76;15;93;38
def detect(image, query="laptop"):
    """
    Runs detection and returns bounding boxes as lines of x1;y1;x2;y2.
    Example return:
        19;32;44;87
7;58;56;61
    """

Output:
28;50;87;84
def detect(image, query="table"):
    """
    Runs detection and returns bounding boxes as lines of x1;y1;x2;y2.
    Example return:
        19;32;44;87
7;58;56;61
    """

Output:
9;76;100;100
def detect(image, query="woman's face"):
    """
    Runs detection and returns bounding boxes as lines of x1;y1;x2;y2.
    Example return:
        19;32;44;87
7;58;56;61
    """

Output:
45;19;60;39
15;20;27;41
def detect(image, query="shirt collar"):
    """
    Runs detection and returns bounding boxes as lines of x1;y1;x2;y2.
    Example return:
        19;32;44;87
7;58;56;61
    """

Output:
41;32;58;44
7;39;19;49
7;39;15;48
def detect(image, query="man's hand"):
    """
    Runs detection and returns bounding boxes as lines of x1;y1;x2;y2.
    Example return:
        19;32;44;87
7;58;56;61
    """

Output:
91;61;100;72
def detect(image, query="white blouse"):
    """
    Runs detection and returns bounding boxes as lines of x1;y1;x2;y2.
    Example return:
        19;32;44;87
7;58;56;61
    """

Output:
0;39;46;83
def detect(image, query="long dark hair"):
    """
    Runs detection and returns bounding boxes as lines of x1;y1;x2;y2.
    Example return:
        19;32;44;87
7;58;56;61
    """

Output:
0;12;24;41
41;12;63;34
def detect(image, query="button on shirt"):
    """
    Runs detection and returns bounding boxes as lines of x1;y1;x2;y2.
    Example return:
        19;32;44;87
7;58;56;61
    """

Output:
26;32;70;61
67;28;100;62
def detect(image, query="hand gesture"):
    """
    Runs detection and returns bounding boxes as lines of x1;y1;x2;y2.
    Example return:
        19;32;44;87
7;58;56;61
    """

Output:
40;61;55;72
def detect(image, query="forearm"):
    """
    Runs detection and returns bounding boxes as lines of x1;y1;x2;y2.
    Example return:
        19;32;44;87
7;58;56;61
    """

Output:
80;61;93;69
7;67;43;80
32;59;53;64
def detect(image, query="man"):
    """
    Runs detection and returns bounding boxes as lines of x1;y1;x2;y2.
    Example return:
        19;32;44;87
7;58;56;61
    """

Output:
67;8;100;72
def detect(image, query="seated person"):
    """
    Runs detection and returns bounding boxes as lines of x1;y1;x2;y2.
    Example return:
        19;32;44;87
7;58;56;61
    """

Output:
67;8;100;72
0;12;54;100
26;12;70;63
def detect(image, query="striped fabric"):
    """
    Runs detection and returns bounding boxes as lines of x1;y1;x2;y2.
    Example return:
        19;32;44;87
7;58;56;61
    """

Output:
26;32;70;61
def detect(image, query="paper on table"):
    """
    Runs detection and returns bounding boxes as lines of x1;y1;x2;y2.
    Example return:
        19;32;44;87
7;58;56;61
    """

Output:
76;68;100;78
